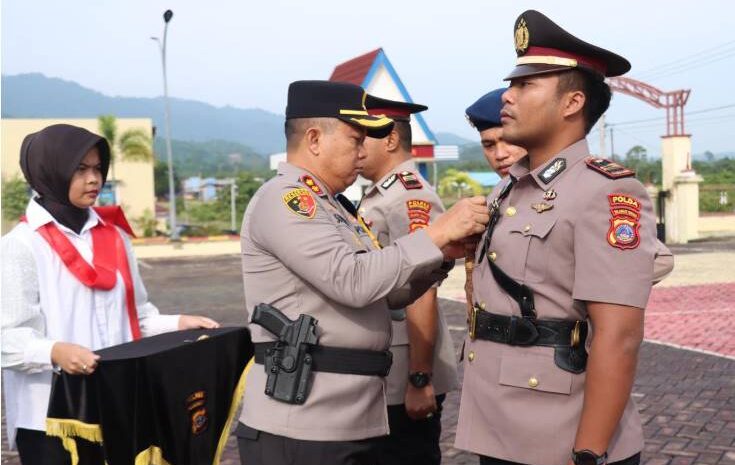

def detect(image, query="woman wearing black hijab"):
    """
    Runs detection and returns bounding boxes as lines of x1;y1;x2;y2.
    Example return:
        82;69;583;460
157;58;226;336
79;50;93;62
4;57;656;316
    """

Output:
1;124;218;465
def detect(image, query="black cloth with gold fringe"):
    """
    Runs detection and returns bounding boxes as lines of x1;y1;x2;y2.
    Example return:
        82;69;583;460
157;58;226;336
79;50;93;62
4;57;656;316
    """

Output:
46;327;253;465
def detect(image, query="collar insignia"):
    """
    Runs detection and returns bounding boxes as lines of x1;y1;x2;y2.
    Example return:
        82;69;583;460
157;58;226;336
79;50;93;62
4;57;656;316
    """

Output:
539;158;566;184
381;173;398;189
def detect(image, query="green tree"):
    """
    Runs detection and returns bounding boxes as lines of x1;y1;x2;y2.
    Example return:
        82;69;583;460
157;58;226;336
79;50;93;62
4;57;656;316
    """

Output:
154;160;181;198
97;115;154;185
438;169;483;198
2;177;31;222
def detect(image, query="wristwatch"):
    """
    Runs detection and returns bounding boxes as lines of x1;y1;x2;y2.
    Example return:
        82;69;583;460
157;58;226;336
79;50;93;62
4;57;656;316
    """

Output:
571;449;607;465
408;371;432;388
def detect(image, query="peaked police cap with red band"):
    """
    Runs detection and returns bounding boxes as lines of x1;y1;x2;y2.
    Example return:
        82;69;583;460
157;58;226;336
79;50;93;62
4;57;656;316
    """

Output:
505;10;631;80
365;94;428;123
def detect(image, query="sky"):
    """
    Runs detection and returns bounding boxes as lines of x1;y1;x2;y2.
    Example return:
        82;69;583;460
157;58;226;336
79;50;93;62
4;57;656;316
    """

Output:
3;0;734;156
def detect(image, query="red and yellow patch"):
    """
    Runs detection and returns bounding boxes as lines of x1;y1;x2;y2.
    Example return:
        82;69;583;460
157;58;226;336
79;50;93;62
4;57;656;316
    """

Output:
407;199;431;233
186;390;209;435
299;174;325;196
283;188;317;219
607;193;641;249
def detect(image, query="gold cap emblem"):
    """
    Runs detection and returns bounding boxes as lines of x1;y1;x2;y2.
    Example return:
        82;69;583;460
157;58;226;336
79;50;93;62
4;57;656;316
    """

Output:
515;18;530;54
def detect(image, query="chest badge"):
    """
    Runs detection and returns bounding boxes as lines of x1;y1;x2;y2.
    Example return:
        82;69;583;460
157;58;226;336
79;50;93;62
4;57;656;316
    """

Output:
539;158;566;184
531;202;554;213
543;189;557;200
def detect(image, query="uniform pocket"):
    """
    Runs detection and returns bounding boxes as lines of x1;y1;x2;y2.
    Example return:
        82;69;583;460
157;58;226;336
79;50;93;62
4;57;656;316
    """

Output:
509;216;558;283
498;352;572;395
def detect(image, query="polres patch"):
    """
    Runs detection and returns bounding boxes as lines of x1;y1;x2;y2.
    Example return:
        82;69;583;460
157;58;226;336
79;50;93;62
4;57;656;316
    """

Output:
607;193;641;249
283;188;317;219
407;199;431;233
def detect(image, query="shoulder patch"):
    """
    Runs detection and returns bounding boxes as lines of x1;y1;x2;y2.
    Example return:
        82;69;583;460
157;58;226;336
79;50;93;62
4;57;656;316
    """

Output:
607;193;641;249
586;157;635;179
539;158;566;184
282;188;317;219
398;171;423;190
299;174;325;196
406;199;431;233
381;173;398;190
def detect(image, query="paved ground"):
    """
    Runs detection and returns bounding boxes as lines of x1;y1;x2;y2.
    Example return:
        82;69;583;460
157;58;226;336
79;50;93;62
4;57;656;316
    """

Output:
3;241;735;464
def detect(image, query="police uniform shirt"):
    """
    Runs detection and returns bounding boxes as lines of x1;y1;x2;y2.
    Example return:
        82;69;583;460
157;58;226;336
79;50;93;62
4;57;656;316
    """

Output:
359;159;459;405
454;139;656;464
239;162;446;441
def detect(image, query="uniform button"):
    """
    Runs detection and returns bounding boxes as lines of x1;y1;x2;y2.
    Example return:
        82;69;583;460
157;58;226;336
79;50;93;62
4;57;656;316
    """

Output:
505;206;517;217
489;252;497;261
528;377;539;388
479;302;486;310
523;224;531;233
468;351;475;362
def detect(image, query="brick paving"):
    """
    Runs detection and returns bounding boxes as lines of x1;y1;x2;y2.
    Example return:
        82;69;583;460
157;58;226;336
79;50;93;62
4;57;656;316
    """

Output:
3;252;734;464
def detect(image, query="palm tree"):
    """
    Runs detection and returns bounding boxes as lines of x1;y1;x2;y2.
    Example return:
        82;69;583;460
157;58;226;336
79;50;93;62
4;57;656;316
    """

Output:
97;115;154;201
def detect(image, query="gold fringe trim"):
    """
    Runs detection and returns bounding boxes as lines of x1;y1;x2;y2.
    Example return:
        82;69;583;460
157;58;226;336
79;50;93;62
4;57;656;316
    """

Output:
46;418;103;444
60;437;80;465
212;357;254;465
135;445;172;465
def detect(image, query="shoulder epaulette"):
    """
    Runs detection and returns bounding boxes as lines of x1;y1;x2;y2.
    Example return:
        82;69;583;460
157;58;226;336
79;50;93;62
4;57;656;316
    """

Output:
299;174;326;196
397;171;423;190
585;157;635;179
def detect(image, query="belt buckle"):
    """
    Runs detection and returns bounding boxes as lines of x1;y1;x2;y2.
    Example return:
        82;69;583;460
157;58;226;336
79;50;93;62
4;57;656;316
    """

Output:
469;305;479;340
571;321;581;347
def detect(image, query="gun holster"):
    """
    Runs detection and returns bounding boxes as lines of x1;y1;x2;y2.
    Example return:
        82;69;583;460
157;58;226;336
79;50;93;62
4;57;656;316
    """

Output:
263;340;314;405
552;321;589;374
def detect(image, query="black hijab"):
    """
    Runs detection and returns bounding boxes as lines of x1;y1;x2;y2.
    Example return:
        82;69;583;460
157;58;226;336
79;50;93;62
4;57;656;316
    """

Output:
19;124;111;234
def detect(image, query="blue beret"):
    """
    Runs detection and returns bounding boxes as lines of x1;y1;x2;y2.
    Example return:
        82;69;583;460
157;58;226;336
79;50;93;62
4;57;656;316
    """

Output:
465;88;506;132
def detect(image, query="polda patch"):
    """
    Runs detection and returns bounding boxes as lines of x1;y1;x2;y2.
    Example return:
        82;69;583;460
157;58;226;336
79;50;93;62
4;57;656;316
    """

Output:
407;199;431;232
607;193;641;249
283;188;317;219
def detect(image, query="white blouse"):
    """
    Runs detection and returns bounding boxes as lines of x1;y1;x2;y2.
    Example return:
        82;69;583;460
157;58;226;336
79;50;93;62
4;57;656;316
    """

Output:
1;199;180;447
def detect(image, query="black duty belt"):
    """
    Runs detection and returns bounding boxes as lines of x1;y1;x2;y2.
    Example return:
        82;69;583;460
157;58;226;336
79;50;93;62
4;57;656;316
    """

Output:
469;307;583;347
254;342;392;377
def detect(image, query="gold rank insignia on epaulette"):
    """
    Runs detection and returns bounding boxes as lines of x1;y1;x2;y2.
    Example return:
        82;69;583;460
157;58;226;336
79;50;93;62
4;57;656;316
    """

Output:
381;173;398;189
585;157;635;179
299;174;326;196
398;171;422;190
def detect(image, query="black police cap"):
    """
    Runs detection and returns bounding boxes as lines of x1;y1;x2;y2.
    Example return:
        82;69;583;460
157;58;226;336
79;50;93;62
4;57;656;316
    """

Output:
364;94;427;122
506;10;631;80
286;80;394;138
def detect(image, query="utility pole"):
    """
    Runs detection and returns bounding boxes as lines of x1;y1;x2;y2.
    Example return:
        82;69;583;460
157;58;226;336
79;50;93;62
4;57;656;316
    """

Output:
152;9;179;241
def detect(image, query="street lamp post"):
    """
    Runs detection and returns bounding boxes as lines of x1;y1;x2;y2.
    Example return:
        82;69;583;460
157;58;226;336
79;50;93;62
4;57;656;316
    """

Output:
151;9;179;241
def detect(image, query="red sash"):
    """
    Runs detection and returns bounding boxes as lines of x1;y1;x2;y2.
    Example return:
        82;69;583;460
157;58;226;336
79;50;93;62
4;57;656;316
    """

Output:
22;206;142;340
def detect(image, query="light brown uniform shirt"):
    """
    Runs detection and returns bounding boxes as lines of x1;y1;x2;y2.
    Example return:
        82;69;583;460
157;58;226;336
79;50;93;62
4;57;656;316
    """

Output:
239;162;446;441
455;140;656;464
359;159;459;405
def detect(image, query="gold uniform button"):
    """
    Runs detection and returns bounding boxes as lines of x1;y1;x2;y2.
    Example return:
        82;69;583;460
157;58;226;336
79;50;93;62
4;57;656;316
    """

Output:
505;206;517;217
479;302;486;310
489;251;497;261
528;377;539;388
523;224;531;233
468;351;476;362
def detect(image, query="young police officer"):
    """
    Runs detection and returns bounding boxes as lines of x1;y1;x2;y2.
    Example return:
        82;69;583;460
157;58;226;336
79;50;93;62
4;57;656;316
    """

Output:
465;88;528;178
358;95;459;465
455;11;661;465
237;81;489;465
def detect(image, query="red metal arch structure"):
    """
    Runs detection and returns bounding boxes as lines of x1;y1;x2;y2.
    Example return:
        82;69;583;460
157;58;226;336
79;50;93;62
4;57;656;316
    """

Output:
607;77;691;136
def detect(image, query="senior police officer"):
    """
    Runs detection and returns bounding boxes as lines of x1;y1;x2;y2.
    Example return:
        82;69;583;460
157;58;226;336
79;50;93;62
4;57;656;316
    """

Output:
358;95;458;465
466;88;528;178
454;11;668;465
237;80;489;465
